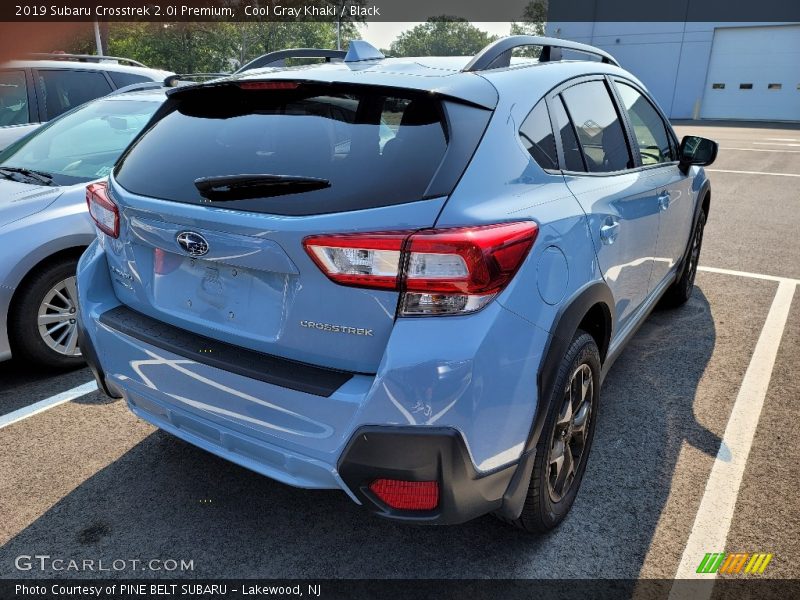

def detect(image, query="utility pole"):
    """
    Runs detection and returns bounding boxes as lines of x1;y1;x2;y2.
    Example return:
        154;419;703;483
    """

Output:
93;20;103;55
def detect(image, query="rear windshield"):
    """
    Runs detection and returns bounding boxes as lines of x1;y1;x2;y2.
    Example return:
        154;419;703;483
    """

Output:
115;83;450;216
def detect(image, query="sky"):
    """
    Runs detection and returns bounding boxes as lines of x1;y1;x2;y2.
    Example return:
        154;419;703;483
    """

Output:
357;22;514;50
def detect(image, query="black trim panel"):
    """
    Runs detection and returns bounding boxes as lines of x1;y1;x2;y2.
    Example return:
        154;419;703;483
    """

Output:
338;426;516;524
98;305;355;397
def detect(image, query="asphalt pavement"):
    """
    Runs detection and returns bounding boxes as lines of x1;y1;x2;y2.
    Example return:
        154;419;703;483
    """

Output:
0;122;797;582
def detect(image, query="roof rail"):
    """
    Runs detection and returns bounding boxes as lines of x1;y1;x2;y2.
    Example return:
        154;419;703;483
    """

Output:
235;49;346;74
26;52;148;68
463;35;619;72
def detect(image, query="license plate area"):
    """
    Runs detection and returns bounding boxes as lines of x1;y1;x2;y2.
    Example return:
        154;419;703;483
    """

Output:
150;248;290;340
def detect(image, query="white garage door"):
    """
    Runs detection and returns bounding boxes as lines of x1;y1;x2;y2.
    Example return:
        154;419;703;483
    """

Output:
701;25;800;121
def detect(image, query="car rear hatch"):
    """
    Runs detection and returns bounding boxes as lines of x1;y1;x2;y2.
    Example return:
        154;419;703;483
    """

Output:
101;79;493;376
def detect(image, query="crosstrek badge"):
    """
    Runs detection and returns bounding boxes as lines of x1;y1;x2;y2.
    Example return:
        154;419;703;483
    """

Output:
299;321;374;337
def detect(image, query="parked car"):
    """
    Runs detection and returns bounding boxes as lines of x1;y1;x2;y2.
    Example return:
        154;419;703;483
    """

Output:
0;53;170;151
0;88;165;367
77;38;717;531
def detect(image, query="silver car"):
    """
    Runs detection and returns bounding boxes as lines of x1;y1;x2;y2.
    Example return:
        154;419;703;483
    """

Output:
0;88;164;367
0;54;170;151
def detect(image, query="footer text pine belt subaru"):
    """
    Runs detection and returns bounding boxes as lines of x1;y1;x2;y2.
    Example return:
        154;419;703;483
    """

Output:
77;37;717;532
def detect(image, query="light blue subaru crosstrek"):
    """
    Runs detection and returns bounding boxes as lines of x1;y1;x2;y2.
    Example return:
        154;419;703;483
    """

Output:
77;37;717;531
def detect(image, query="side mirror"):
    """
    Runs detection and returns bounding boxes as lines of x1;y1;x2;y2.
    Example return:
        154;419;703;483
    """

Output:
679;135;718;173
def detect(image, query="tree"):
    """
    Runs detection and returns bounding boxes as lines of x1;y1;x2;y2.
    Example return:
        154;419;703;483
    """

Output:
508;1;548;57
510;0;547;37
389;17;498;57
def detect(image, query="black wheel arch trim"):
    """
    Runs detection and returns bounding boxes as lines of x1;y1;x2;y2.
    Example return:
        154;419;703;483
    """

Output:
496;279;614;520
674;178;711;282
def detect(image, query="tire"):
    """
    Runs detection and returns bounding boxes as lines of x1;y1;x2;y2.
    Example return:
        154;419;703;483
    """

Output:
502;330;601;533
660;209;706;308
8;257;85;369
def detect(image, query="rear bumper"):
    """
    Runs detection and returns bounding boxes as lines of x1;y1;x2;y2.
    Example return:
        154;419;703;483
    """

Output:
77;240;549;522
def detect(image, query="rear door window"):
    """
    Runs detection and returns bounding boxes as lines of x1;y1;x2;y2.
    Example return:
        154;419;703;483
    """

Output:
518;100;558;170
560;80;633;173
36;69;113;121
115;84;452;216
0;70;30;126
615;82;674;165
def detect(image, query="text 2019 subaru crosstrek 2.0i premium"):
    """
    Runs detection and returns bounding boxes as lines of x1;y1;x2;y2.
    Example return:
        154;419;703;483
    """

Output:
77;38;718;532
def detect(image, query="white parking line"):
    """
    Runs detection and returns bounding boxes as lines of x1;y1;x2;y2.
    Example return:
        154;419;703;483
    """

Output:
698;265;800;285
754;142;800;147
707;169;800;178
0;381;97;430
671;278;796;593
722;147;800;154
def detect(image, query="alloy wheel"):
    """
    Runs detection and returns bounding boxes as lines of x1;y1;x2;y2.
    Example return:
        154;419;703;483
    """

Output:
36;276;82;357
548;363;594;502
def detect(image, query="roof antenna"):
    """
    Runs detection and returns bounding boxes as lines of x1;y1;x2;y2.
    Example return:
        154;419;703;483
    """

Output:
344;40;385;63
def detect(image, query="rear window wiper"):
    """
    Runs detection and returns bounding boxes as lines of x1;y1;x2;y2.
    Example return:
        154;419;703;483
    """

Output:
0;166;54;186
194;174;331;201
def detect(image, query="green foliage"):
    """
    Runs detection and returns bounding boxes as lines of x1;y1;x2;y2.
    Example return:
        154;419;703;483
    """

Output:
510;0;548;57
389;17;498;57
64;20;360;74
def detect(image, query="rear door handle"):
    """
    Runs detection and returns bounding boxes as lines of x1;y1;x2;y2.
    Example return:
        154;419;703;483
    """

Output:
658;191;670;211
600;220;620;245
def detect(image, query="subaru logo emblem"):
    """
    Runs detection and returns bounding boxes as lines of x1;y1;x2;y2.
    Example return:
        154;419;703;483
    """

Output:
176;231;209;257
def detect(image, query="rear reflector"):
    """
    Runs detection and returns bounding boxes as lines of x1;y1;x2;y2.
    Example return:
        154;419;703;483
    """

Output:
303;221;538;316
237;81;301;90
369;479;439;511
86;182;119;238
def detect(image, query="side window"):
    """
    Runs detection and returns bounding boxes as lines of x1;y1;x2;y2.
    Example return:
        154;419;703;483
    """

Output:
561;80;633;173
615;82;674;165
518;100;558;170
108;72;154;89
36;70;113;121
0;70;30;126
551;96;585;172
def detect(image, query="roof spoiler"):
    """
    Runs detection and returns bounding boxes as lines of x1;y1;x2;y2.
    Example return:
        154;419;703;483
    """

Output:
235;41;385;74
235;49;347;74
463;35;620;72
26;52;148;68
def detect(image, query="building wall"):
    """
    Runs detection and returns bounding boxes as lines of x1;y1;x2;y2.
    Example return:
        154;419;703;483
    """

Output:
544;22;788;119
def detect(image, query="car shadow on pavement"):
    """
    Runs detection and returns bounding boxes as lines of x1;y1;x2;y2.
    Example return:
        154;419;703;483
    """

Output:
0;290;718;580
0;359;92;416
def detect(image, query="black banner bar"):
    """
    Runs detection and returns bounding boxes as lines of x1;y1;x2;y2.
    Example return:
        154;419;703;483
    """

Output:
3;579;800;600
1;0;799;23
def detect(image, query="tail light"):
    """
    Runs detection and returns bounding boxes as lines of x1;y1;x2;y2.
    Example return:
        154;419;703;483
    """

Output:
86;182;119;238
369;479;439;511
304;221;538;316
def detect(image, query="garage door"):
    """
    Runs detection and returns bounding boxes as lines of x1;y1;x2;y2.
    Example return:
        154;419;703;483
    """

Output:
701;25;800;121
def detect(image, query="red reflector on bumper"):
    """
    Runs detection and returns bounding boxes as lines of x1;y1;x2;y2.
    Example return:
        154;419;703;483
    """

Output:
369;479;439;511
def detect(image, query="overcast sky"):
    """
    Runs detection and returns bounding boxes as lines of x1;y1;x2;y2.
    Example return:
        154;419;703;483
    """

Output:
357;22;514;49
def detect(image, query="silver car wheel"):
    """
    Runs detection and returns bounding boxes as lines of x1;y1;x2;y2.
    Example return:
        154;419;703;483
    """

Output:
36;275;82;357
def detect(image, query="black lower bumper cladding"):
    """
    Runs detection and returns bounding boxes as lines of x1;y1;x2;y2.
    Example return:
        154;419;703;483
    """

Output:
338;426;518;524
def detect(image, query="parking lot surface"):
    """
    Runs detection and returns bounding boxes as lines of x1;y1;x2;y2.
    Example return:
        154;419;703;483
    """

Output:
0;122;798;581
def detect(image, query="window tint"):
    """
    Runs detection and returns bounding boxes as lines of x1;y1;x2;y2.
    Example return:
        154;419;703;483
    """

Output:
615;82;674;165
109;71;155;89
518;100;558;170
36;70;112;121
561;80;632;173
116;85;451;216
551;96;584;172
0;70;29;126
